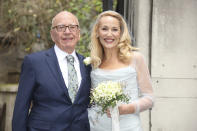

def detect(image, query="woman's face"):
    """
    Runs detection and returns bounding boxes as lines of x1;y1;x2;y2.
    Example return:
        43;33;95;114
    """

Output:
98;16;121;50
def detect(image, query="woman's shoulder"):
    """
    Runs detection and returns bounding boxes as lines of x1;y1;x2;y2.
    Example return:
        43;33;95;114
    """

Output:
133;51;143;58
132;51;145;63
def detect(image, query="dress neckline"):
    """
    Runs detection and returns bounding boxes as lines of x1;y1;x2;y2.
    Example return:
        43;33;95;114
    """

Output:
96;66;132;72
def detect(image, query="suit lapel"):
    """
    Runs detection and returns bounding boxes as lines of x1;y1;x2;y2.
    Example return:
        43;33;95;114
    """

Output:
45;47;71;102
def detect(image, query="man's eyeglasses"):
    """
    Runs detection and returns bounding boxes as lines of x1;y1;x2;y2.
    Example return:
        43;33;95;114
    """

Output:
52;25;79;32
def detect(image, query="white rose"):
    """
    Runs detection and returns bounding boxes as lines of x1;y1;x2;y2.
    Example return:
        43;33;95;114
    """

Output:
83;57;91;65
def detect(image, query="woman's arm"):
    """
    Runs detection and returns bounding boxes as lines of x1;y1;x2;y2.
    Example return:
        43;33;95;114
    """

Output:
119;52;154;115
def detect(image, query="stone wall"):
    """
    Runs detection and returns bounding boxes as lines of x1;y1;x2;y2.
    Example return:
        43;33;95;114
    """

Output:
151;0;197;130
124;0;197;130
0;42;45;84
0;84;18;131
0;47;24;84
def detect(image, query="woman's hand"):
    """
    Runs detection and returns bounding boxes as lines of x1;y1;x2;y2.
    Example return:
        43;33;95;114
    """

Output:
118;104;130;115
119;104;136;115
106;104;135;118
106;109;111;118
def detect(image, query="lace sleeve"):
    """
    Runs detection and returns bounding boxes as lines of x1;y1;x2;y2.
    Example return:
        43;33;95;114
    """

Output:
132;52;154;114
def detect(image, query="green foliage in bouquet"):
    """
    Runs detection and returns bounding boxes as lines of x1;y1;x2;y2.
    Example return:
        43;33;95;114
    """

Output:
0;0;102;56
90;81;129;115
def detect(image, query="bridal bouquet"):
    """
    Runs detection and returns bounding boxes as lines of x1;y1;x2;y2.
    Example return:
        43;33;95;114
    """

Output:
90;81;129;131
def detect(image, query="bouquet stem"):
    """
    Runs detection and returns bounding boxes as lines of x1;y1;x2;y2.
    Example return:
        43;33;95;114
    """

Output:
110;105;120;131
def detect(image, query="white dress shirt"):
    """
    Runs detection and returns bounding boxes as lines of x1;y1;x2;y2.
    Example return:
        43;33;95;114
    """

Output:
54;45;82;88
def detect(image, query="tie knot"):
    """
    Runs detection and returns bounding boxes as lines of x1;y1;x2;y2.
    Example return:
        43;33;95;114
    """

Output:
66;55;74;64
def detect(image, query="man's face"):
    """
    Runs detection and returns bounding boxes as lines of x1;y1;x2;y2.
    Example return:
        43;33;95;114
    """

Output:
50;12;80;54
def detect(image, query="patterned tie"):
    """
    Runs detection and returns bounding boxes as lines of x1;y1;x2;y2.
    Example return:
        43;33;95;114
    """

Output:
66;55;78;103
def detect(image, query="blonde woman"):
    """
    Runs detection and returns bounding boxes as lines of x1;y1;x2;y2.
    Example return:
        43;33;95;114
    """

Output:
88;11;154;131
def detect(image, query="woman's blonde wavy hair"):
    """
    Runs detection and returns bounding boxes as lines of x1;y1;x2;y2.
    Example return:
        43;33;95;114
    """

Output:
90;10;137;69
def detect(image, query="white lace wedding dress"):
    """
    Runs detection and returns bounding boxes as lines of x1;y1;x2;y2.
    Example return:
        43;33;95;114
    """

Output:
88;52;154;131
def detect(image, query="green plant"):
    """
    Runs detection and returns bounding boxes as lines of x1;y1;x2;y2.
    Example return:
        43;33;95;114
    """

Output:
0;0;102;56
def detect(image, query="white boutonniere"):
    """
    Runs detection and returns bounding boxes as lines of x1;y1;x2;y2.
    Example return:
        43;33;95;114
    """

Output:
83;57;91;65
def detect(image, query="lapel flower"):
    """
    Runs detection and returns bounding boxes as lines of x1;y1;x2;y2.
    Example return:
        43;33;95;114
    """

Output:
83;57;91;65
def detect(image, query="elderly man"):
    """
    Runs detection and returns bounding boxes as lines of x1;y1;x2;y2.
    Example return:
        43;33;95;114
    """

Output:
12;11;91;131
